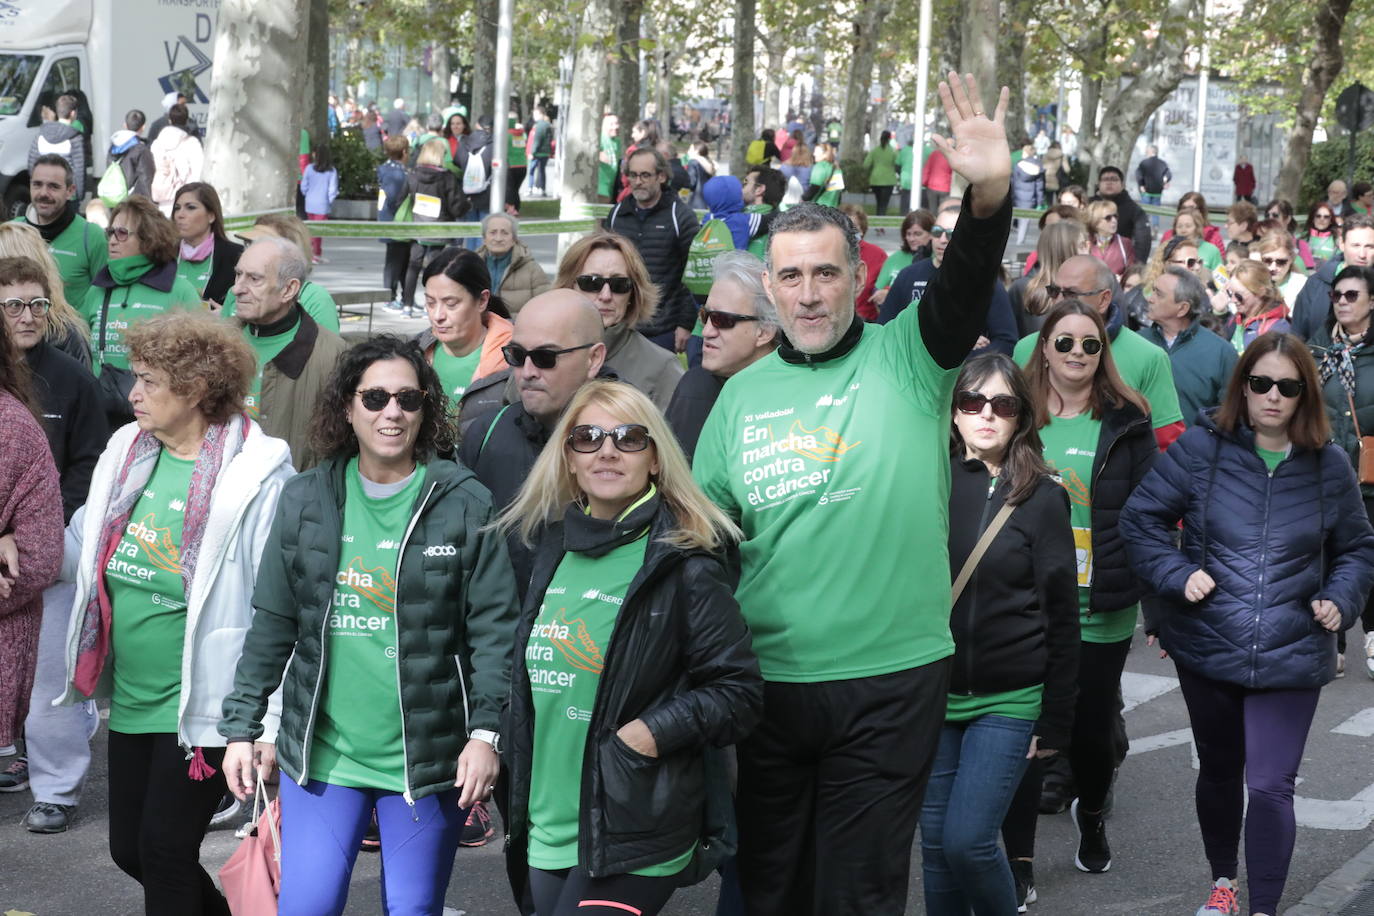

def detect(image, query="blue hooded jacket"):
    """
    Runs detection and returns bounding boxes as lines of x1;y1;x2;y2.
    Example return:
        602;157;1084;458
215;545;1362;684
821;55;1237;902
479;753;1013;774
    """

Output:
1120;411;1374;689
702;175;759;251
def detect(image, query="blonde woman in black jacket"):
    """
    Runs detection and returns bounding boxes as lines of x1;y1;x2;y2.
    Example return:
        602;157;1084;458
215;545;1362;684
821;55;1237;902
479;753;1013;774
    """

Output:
499;380;762;916
922;353;1079;916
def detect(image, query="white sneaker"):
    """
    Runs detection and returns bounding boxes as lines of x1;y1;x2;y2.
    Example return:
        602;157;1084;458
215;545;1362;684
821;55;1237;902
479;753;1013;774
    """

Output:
1364;631;1374;679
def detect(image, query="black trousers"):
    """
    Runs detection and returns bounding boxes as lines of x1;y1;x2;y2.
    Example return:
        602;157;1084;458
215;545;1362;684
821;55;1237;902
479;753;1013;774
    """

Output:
107;731;230;916
529;865;677;916
1337;497;1374;653
735;659;951;916
872;184;894;216
382;241;410;299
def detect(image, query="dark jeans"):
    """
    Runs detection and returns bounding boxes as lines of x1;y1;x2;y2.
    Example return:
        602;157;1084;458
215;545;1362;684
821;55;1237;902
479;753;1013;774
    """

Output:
735;660;951;916
872;184;894;216
529;865;677;916
382;241;410;300
530;156;550;192
920;715;1035;916
1070;637;1132;812
107;731;230;916
1176;663;1320;915
507;166;527;211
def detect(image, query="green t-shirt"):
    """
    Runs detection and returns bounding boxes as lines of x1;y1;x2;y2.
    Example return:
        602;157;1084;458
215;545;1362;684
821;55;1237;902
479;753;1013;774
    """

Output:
745;204;773;260
863;144;899;187
432;341;485;399
598;135;622;197
243;317;301;422
693;301;958;682
946;684;1043;723
223;280;340;333
80;273;204;372
1257;445;1288;472
308;459;425;790
1039;411;1138;643
809;161;843;207
176;255;213;298
106;451;196;733
898;146;914;190
1198;240;1223;272
1014;327;1183;429
525;531;691;876
875;250;915;291
20;214;107;311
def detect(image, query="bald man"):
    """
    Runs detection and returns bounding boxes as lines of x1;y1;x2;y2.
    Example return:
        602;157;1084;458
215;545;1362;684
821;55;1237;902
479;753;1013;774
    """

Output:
458;289;609;593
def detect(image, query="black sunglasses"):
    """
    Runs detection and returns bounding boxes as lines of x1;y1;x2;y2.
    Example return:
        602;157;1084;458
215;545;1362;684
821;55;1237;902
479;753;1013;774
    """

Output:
356;388;426;412
700;308;761;331
1331;289;1364;304
575;274;633;295
956;390;1021;419
1246;375;1304;398
1045;284;1107;300
1053;334;1103;355
1169;257;1202;269
930;226;952;238
566;423;653;453
502;342;597;370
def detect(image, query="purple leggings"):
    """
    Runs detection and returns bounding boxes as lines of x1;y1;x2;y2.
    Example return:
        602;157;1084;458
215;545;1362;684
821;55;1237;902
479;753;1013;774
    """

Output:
1176;664;1320;915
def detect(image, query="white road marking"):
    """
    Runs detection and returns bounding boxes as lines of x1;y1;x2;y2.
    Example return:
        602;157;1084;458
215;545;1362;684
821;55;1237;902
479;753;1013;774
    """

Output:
1332;707;1374;737
1121;671;1180;712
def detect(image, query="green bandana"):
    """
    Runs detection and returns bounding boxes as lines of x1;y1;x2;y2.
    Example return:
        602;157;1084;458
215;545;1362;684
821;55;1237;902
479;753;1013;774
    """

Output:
107;254;155;286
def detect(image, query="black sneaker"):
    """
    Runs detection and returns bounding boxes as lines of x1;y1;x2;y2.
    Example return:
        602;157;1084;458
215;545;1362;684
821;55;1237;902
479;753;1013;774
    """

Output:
460;800;495;847
0;756;29;793
1010;859;1037;912
360;811;381;852
208;792;242;827
1071;798;1112;873
23;801;75;834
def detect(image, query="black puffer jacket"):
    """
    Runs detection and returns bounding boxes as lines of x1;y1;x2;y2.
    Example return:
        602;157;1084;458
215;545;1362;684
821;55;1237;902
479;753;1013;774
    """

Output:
947;457;1080;749
505;499;762;894
1081;400;1158;612
407;165;469;244
604;193;700;338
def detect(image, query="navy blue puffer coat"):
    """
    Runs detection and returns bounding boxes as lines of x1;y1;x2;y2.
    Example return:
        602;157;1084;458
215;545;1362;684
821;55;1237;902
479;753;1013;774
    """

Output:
1120;412;1374;689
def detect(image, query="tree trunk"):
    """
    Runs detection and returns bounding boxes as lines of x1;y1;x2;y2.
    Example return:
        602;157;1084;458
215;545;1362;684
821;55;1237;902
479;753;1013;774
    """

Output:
1083;0;1199;187
431;46;451;113
959;0;997;108
760;31;786;130
841;0;890;155
470;0;498;120
873;52;896;140
204;0;308;213
1276;0;1354;202
301;0;328;146
996;0;1032;142
1078;73;1102;166
559;0;614;256
731;0;758;177
610;0;645;135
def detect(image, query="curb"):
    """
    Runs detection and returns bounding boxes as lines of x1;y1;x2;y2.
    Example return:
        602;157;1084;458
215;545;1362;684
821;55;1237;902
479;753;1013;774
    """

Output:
1288;835;1374;915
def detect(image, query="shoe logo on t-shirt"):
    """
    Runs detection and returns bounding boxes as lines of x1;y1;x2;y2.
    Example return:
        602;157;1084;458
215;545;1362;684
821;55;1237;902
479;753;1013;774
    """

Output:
423;544;456;557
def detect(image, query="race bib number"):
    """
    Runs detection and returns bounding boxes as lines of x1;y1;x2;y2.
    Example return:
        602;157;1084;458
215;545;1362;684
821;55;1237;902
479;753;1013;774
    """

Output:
413;193;441;219
1072;526;1093;588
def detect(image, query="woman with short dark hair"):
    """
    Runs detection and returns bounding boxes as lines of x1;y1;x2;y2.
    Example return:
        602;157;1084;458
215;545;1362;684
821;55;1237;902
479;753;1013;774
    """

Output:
220;335;520;915
1122;332;1374;916
872;209;934;307
56;310;292;914
921;353;1078;916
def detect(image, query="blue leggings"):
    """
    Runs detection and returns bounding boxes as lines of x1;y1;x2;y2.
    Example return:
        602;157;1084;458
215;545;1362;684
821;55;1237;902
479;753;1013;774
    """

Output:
277;774;465;916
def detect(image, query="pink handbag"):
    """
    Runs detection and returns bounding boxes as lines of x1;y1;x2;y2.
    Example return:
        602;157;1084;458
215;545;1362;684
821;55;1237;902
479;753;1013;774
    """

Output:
219;779;282;915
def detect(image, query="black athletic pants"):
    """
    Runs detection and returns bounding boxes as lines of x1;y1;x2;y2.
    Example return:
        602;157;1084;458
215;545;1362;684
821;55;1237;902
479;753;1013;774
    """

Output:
529;865;677;915
734;659;951;916
382;241;410;300
107;731;230;916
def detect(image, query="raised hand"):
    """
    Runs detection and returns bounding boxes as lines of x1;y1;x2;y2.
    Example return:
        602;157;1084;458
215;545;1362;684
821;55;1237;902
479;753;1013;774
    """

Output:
931;72;1011;216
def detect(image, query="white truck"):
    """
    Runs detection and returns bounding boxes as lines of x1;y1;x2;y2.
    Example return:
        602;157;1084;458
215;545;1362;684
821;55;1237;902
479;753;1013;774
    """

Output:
0;0;220;216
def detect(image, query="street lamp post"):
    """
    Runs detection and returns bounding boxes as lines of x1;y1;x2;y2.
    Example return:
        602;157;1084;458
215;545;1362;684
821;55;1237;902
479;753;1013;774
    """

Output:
912;0;932;213
490;0;514;216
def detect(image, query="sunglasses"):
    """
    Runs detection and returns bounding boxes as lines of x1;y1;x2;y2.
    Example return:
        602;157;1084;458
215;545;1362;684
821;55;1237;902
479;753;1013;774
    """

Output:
502;341;596;370
1;296;51;317
575;274;633;295
956;390;1021;419
1046;284;1107;300
700;308;761;331
1331;289;1365;304
1053;334;1103;355
1246;375;1304;398
1260;257;1290;268
356;387;426;412
105;226;133;242
1169;257;1202;269
566;423;653;453
1315;212;1334;221
930;226;952;238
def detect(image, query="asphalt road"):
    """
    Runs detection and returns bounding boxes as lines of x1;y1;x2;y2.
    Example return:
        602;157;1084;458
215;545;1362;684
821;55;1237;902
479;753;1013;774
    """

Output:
6;632;1374;915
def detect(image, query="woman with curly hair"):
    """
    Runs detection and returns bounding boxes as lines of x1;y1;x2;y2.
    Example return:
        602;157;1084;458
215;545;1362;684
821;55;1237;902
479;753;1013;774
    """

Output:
55;310;293;914
220;334;520;915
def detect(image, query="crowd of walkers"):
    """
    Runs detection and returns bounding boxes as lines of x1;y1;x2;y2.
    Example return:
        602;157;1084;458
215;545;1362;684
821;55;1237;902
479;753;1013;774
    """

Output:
3;72;1374;916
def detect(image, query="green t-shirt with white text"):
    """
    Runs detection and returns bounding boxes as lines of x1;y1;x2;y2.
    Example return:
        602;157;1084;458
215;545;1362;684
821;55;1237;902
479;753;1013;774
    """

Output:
308;459;425;791
1014;326;1182;429
693;301;958;682
106;451;195;733
176;256;213;298
1038;411;1138;643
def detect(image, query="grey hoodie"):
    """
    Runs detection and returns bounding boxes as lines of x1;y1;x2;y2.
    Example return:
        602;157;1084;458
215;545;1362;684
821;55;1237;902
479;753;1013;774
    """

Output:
29;121;85;195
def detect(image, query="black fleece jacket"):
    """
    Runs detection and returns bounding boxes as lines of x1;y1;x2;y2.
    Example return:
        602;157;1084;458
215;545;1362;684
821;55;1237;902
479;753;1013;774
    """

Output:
24;338;109;521
604;193;701;337
948;457;1080;748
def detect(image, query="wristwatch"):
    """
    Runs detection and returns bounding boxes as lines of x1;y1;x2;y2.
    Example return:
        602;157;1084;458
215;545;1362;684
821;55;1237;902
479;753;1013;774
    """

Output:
471;728;501;754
